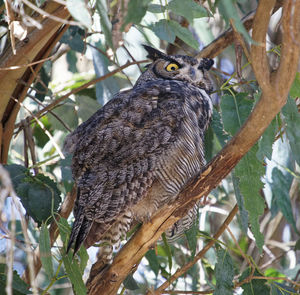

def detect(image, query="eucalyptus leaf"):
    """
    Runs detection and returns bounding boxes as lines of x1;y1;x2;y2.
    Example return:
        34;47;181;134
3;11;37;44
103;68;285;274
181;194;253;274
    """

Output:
169;0;208;23
240;269;270;295
150;19;176;44
67;0;92;28
95;0;113;48
168;20;199;50
213;248;234;295
122;0;151;30
235;145;265;251
282;96;300;166
40;223;54;279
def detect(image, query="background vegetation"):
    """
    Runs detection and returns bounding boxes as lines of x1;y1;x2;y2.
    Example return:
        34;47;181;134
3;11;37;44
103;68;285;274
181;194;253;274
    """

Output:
0;0;299;294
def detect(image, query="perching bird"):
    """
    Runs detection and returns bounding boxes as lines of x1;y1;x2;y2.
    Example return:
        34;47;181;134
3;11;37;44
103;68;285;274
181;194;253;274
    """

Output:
64;45;214;263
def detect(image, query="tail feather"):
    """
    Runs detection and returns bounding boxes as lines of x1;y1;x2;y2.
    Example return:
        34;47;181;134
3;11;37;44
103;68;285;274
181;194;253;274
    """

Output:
67;212;92;254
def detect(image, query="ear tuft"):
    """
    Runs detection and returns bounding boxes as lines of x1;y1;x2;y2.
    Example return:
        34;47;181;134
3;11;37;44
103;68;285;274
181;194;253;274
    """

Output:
142;44;166;60
200;58;214;70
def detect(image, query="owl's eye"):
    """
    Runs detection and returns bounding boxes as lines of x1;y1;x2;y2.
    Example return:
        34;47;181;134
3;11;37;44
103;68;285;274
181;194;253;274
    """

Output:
165;63;179;72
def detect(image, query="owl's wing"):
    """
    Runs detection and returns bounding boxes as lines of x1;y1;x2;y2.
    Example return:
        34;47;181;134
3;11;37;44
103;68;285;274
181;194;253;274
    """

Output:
67;80;210;253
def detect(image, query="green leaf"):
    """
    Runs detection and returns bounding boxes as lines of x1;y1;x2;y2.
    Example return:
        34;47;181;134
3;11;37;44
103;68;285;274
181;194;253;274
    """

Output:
185;220;198;258
213;248;234;295
295;239;300;251
217;0;252;43
235;144;265;251
75;95;101;122
240;269;270;295
281;96;300;166
40;223;54;279
0;264;31;295
17;174;61;225
221;93;253;135
60;154;74;193
147;3;166;13
57;217;71;246
271;282;297;295
232;173;248;233
95;0;113;48
123;274;139;290
270;168;298;234
48;99;78;132
289;72;300;98
122;0;151;30
161;233;172;272
168;20;199;50
256;118;277;161
145;249;160;276
66;0;92;28
169;0;208;23
78;245;89;274
211;109;230;147
150;19;176;44
61;26;85;53
62;252;87;295
3;164;27;191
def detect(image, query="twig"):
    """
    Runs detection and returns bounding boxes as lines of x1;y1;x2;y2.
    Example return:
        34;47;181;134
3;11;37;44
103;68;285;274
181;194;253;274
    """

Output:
151;205;238;295
0;165;39;295
20;0;81;27
4;0;16;55
87;1;300;293
15;59;148;128
11;97;65;159
23;186;77;284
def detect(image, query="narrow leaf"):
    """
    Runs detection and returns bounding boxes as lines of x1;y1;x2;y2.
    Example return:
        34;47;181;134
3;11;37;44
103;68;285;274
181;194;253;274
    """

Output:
235;145;265;251
150;19;176;44
221;93;253;136
270;168;298;233
0;264;31;294
256;118;277;161
161;233;172;272
67;0;92;28
289;72;300;98
211;109;230;147
123;274;140;290
217;0;252;43
213;248;234;295
185;220;198;258
95;0;113;48
240;269;270;295
62;252;87;295
122;0;151;30
75;95;101;122
168;20;199;50
281;96;300;166
232;173;248;233
40;223;54;279
145;249;160;276
169;0;208;23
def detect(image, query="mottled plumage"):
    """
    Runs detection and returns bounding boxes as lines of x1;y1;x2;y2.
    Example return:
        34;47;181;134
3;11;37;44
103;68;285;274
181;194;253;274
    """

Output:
64;45;214;262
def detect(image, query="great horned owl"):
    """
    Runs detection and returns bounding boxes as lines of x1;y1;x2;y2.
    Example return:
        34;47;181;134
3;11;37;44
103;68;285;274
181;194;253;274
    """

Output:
64;45;214;262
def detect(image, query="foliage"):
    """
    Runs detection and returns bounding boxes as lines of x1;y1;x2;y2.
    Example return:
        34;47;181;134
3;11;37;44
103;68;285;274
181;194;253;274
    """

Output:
0;0;299;294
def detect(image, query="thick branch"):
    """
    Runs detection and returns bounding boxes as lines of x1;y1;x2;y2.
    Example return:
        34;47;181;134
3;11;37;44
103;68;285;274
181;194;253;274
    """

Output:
87;1;300;294
0;2;70;163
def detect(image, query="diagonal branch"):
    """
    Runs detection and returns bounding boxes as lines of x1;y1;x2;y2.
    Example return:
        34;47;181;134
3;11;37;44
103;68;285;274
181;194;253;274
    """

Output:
87;1;300;294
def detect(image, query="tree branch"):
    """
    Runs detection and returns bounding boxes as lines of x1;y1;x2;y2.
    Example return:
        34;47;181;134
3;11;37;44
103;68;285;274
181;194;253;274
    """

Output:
86;1;300;294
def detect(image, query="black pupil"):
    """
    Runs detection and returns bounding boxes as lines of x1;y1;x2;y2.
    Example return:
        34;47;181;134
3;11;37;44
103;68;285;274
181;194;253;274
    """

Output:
170;66;176;70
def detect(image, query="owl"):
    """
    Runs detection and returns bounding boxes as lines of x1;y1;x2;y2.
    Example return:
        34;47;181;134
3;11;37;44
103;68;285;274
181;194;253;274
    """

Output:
64;45;214;264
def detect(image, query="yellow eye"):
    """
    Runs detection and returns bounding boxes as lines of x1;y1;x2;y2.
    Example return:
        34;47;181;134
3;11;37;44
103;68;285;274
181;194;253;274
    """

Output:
166;63;179;72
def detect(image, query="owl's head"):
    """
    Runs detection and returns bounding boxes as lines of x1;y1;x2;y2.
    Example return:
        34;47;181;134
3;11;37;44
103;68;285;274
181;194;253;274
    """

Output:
138;45;214;92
